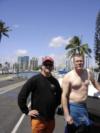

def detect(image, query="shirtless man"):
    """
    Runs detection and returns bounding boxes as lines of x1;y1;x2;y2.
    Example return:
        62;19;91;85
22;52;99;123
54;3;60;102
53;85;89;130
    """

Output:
61;54;100;133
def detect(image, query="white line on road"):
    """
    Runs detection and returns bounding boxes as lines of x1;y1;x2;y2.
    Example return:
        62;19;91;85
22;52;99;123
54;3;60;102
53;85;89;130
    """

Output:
11;102;31;133
0;81;26;95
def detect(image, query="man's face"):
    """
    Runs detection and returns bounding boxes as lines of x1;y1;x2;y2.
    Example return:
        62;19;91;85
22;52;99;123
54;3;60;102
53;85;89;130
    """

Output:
42;61;54;74
73;56;84;70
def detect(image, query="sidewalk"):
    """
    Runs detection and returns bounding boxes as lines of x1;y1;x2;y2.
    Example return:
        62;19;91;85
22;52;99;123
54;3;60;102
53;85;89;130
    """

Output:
0;74;16;81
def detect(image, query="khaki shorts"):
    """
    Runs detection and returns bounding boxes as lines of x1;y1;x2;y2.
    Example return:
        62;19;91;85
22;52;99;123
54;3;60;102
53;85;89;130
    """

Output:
31;119;55;133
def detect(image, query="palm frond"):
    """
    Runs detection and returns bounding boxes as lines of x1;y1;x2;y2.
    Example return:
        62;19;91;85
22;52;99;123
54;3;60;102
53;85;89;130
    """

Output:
65;44;75;50
67;49;76;58
70;36;81;45
0;20;11;42
3;32;9;37
65;36;92;58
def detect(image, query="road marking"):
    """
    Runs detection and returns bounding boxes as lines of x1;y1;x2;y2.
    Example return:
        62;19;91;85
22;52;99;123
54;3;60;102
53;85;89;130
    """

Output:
0;81;26;95
11;102;31;133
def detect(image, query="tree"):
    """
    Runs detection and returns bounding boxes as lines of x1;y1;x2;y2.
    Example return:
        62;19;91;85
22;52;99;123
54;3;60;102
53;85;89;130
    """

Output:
94;11;100;71
0;20;11;42
65;36;92;58
94;11;100;82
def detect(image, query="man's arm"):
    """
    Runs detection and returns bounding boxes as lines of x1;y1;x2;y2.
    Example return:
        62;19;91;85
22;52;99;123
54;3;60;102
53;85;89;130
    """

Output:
89;70;100;91
18;76;40;117
18;77;33;114
61;75;74;124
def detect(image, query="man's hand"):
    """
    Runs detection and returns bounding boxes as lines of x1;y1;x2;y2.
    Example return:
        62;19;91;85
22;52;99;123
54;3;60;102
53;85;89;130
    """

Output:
65;114;74;125
28;110;39;117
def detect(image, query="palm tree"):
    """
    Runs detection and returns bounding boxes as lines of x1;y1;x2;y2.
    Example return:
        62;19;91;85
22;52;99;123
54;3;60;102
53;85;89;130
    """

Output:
65;36;92;58
0;20;11;42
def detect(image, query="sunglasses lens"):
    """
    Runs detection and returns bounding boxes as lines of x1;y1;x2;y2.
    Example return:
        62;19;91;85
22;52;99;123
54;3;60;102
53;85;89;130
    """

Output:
46;64;53;67
43;63;53;67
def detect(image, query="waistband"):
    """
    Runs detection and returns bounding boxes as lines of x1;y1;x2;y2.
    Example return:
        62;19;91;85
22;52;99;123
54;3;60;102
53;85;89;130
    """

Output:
69;102;86;107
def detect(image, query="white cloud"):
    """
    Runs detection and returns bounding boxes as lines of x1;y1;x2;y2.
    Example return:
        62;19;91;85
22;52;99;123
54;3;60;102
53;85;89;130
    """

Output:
49;36;65;47
15;49;28;56
49;36;75;48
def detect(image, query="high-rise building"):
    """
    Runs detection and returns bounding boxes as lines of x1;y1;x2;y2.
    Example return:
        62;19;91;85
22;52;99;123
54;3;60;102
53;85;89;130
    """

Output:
18;56;29;71
30;57;38;70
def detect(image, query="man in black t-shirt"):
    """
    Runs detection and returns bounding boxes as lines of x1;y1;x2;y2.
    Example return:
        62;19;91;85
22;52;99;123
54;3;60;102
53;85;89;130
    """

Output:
18;56;61;133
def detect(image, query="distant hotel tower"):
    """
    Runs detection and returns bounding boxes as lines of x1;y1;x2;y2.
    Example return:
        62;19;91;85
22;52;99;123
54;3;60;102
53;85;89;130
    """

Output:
30;57;38;70
18;56;29;71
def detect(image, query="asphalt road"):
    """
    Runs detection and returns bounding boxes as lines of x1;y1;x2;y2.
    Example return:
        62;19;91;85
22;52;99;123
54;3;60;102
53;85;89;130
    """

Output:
0;77;26;88
0;86;22;133
0;79;100;133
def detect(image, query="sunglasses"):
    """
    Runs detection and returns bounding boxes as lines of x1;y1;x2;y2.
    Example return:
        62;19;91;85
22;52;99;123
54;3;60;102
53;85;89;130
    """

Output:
43;63;53;67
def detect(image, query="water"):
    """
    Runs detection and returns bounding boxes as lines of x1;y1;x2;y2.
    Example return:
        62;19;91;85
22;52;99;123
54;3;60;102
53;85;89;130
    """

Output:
16;71;39;79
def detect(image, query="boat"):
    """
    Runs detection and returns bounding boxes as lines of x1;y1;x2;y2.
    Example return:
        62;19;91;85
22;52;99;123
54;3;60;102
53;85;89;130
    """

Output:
58;68;67;74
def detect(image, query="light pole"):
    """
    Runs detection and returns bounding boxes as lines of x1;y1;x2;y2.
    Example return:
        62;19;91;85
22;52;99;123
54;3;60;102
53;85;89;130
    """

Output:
85;55;89;68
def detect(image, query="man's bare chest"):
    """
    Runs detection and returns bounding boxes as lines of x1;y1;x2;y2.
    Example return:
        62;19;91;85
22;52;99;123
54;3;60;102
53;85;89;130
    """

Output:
70;73;90;90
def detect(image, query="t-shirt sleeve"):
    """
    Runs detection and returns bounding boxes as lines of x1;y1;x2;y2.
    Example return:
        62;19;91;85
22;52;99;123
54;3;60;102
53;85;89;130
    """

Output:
18;76;36;114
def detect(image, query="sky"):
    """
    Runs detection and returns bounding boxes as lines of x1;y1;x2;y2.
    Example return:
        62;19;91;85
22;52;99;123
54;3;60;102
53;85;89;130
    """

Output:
0;0;100;67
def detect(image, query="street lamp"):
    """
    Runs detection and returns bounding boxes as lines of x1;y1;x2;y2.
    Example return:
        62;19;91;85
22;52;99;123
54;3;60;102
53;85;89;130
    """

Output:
85;55;89;68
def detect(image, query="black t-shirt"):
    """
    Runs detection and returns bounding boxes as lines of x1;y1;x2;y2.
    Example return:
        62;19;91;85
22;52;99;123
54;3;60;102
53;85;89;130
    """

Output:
18;73;61;120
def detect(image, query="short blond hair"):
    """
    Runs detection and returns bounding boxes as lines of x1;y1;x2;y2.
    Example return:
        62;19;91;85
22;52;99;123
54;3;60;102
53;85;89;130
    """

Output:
73;54;84;61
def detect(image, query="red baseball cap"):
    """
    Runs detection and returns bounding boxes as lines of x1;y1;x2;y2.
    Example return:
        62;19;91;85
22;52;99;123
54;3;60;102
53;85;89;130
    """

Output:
42;56;54;64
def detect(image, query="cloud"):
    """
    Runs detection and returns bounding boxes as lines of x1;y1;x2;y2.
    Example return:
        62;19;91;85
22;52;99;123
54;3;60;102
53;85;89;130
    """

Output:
49;36;65;48
15;49;28;56
49;36;74;48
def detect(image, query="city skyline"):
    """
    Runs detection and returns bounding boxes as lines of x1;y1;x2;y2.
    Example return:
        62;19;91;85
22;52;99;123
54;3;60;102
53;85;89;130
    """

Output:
0;0;100;67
